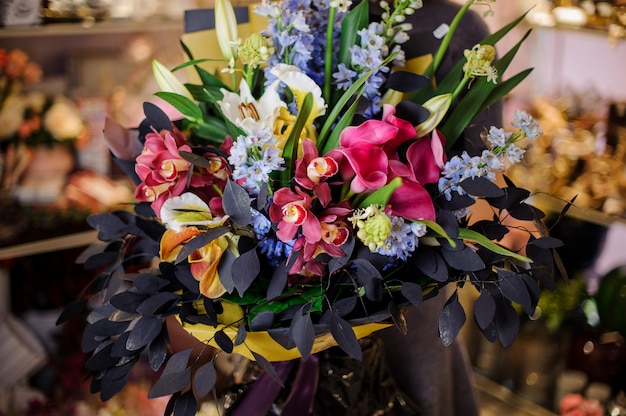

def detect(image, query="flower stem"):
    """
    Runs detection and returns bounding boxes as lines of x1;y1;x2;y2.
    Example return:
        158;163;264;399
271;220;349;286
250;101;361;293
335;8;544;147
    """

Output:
324;7;337;105
427;0;474;78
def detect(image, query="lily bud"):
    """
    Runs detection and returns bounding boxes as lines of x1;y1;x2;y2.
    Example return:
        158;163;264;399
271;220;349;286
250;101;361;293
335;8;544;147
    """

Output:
215;0;239;62
152;59;194;101
414;93;452;137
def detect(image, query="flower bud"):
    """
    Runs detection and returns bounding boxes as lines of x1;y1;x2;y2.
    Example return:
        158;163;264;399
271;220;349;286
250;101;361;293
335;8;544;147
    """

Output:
152;59;194;101
215;0;239;62
414;93;452;137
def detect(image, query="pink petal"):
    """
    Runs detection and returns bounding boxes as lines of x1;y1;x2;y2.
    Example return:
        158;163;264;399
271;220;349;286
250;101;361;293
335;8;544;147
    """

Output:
389;181;436;221
406;137;443;185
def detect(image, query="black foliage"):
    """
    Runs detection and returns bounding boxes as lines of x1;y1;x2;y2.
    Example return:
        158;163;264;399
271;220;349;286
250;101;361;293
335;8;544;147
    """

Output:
388;301;407;335
352;259;383;301
494;295;520;347
82;320;131;352
441;242;485;271
438;291;466;347
412;246;449;282
497;269;533;315
251;350;285;387
223;179;252;225
137;292;181;316
400;281;423;306
385;71;431;93
395;100;431;126
148;334;168;371
474;290;496;330
234;324;247;346
214;329;234;353
232;248;260;296
460;177;504;198
330;310;362;360
56;299;88;325
127;316;163;351
470;220;509;241
143;102;173;132
110;291;148;314
193;362;218;398
175;226;231;264
267;262;289;300
85;343;118;372
173;391;198;416
148;349;193;398
217;247;237;293
290;306;315;360
100;371;130;402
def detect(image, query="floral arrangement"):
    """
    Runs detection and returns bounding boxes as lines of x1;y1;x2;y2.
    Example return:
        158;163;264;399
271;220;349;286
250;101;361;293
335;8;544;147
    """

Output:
59;0;566;413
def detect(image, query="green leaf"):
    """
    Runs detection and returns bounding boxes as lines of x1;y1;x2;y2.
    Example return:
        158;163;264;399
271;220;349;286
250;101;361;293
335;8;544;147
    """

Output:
419;219;456;248
482;68;533;111
357;177;402;208
154;91;203;123
439;29;532;149
319;52;398;153
280;92;313;185
458;228;532;262
338;0;369;68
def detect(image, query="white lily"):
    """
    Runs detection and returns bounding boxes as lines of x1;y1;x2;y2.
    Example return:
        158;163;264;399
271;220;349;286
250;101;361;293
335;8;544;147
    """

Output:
160;192;229;231
414;93;452;138
218;79;286;134
152;60;194;101
215;0;239;62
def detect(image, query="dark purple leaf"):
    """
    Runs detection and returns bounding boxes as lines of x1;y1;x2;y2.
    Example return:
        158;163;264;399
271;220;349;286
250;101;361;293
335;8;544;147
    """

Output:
396;100;431;125
441;244;485;272
232;249;260;296
495;298;519;347
126;316;163;351
413;247;449;282
234;324;247;346
214;329;234;353
256;183;269;210
87;213;132;241
521;274;541;310
251;350;285;387
175;226;230;264
528;236;564;249
107;355;138;380
143;102;172;132
290;306;315;361
498;269;532;313
331;296;358;317
173;391;198;416
164;349;193;375
250;310;275;331
179;150;213;168
222;179;252;225
388;301;407;335
217;247;236;293
460;176;504;198
478;321;498;343
508;203;537;221
148;368;192;398
100;371;129;401
330;311;362;360
149;335;168;371
111;332;133;357
328;237;355;274
400;281;423;306
86;343;118;371
469;220;509;241
352;259;383;301
474;290;495;330
137;292;180;316
133;274;170;295
82;320;130;352
267;262;288;300
85;251;120;270
110;291;148;313
57;299;88;325
438;291;466;347
437;210;460;238
193;362;217;398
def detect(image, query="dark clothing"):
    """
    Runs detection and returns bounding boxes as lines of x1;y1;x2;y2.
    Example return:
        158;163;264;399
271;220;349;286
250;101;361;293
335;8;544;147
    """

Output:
380;2;503;415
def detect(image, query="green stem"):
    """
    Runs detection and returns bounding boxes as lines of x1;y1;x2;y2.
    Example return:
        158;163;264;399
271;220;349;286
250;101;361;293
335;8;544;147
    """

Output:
324;7;337;105
450;75;470;102
427;0;474;78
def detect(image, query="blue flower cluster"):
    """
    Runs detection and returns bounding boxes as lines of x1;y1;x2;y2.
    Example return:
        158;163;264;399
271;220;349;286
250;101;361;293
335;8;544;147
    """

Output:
375;215;427;261
228;127;284;194
438;111;541;202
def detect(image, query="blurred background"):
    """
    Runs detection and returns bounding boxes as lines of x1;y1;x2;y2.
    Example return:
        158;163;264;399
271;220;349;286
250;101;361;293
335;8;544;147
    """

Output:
1;0;626;415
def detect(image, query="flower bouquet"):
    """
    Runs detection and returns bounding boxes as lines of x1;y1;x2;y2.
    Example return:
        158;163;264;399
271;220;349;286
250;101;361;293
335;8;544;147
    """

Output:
59;0;566;414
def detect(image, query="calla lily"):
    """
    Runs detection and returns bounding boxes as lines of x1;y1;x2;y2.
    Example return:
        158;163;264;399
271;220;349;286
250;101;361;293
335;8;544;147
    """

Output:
152;60;194;101
160;192;229;231
218;79;286;135
215;0;239;62
414;93;452;138
270;64;327;132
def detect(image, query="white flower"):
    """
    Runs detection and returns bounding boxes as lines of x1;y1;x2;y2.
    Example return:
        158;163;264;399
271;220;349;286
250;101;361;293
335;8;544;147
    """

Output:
152;59;194;101
269;64;327;125
218;79;286;135
160;192;229;231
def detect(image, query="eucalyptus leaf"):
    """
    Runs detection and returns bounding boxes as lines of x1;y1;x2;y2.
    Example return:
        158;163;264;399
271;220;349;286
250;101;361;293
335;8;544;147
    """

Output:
474;290;496;330
175;226;230;264
127;316;164;351
290;306;315;361
232;248;260;296
193;362;217;398
330;311;362;360
214;329;234;353
223;180;252;225
148;335;168;371
173;391;198;416
148;368;192;398
143;102;172;132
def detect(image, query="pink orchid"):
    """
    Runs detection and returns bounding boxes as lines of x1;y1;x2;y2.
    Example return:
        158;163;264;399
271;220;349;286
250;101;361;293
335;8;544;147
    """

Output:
287;202;352;277
269;187;321;243
294;139;338;207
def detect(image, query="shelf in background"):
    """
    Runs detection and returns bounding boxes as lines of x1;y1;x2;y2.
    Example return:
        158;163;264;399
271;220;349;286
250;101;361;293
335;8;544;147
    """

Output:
0;18;183;39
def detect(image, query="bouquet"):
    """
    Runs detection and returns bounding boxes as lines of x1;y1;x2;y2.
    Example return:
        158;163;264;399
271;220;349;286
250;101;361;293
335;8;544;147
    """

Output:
59;0;566;413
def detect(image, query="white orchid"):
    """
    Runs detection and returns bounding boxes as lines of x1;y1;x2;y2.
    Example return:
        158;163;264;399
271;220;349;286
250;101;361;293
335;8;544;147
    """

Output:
160;192;229;231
